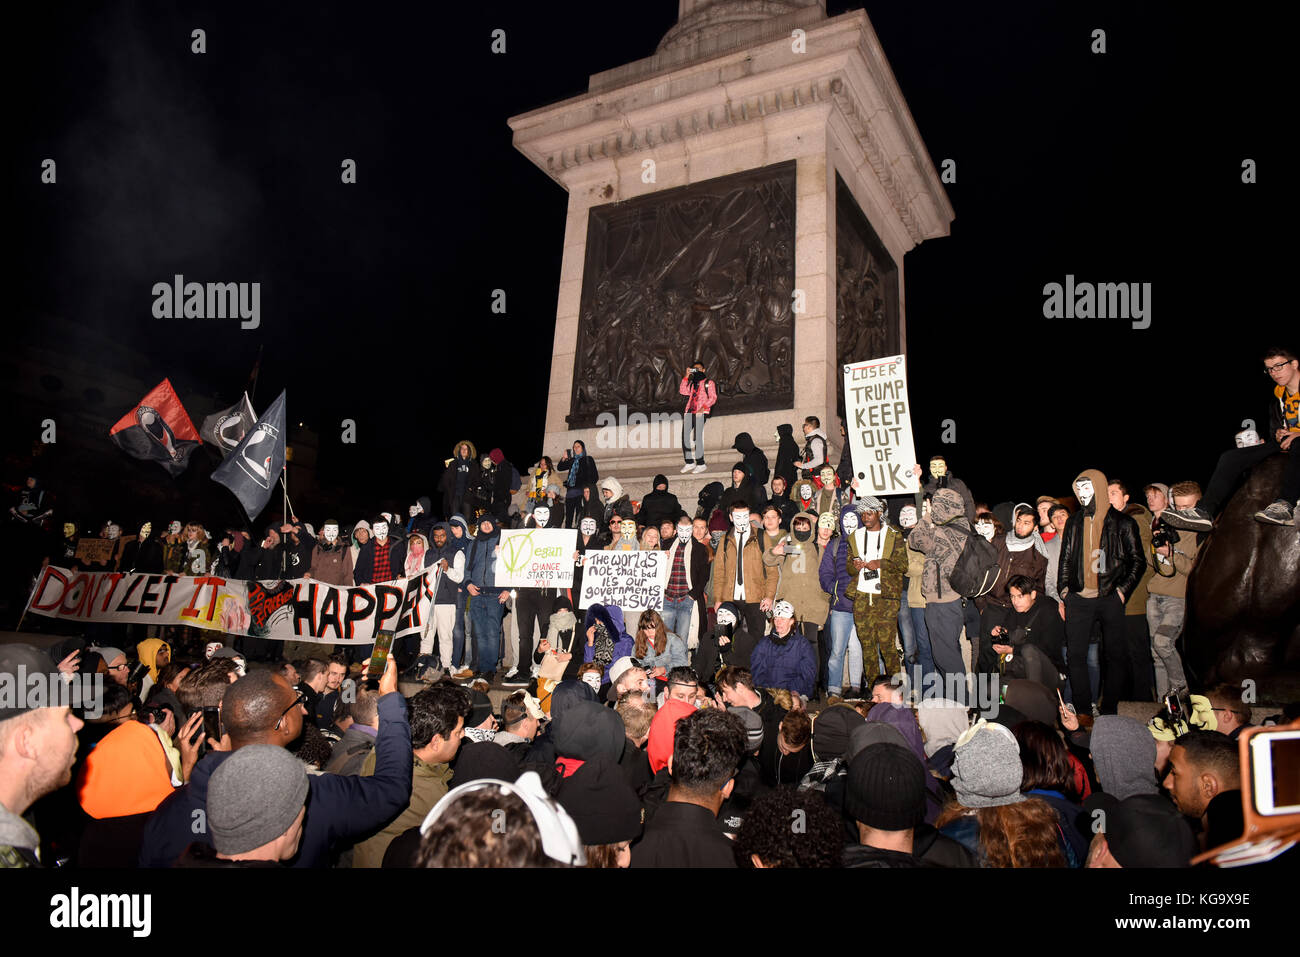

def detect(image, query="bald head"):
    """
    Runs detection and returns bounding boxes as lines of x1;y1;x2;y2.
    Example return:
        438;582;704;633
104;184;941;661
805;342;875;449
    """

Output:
223;672;301;747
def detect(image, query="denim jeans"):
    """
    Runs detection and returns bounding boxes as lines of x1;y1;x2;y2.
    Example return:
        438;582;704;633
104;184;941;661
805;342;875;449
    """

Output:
828;610;867;693
663;597;694;645
682;412;707;465
911;606;935;685
469;593;504;676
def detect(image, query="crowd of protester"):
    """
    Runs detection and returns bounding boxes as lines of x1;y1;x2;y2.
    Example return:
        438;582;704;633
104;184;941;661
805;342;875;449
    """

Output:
1;347;1296;868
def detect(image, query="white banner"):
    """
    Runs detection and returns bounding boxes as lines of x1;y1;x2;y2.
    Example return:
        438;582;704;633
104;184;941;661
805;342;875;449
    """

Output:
843;354;920;496
26;566;438;646
578;551;666;611
494;528;577;589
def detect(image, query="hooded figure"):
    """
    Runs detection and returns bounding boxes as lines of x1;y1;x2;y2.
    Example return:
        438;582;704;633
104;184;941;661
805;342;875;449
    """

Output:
403;532;432;578
639;474;681;529
696;481;724;522
406;496;436;537
523;678;597;767
717;462;758;515
1056;468;1146;712
773;424;801;487
582;604;633;684
308;519;355;586
732;433;770;498
906;488;971;602
692;601;757;684
120;523;164;574
1087;715;1159;802
353;518;407;585
135;638;171;700
552;701;626;778
440;439;481;519
598;476;634;526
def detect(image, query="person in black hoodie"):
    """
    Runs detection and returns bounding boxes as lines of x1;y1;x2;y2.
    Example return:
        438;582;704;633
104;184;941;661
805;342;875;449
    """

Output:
119;522;164;573
638;475;681;529
717;463;759;516
731;434;769;506
692;602;757;686
696;481;724;523
773;424;801;488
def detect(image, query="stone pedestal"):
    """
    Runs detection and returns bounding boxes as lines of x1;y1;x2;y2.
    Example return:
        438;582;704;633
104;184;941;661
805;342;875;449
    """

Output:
508;2;953;510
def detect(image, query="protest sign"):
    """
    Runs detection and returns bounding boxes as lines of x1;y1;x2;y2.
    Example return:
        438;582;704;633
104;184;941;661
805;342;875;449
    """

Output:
843;354;920;496
495;528;577;589
26;566;438;646
74;539;115;565
578;551;665;611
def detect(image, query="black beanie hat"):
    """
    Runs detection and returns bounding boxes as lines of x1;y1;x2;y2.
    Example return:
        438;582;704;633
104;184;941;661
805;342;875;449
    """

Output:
811;705;867;762
844;742;927;831
556;756;644;845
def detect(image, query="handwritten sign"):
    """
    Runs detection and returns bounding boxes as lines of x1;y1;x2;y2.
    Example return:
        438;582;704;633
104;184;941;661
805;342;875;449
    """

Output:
74;538;115;565
579;550;665;611
495;528;577;589
843;354;920;496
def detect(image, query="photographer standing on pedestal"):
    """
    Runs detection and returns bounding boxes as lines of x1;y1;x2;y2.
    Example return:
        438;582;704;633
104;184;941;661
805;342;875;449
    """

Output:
679;361;717;475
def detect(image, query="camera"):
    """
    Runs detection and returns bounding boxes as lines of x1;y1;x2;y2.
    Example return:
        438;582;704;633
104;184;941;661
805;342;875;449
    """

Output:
1151;526;1181;549
862;568;879;581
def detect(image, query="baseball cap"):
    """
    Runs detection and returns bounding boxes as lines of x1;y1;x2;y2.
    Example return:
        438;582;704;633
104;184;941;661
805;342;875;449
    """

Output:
608;656;641;687
0;644;63;721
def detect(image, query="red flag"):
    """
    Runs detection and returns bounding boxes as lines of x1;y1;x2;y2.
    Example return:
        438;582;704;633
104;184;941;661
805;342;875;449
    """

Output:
108;379;202;478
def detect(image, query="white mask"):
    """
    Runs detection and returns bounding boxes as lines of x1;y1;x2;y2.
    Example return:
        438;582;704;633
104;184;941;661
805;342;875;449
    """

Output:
581;672;601;692
899;505;918;528
1235;429;1262;448
798;483;813;500
139;522;152;539
104;523;121;540
168;521;181;535
841;512;859;533
322;524;339;543
372;521;389;540
409;504;421;517
205;642;222;660
732;512;750;531
533;507;551;526
580;518;597;536
1075;479;1095;506
930;460;948;478
976;521;995;542
677;524;692;541
715;607;738;627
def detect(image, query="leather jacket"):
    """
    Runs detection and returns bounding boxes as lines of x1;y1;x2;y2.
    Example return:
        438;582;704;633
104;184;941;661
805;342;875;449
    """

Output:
1056;506;1144;601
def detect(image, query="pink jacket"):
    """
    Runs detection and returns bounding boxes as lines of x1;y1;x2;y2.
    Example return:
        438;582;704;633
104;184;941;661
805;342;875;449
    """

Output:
680;374;717;414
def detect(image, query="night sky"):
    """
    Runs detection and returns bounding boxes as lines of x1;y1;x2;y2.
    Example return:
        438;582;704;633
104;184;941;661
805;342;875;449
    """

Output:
7;0;1288;527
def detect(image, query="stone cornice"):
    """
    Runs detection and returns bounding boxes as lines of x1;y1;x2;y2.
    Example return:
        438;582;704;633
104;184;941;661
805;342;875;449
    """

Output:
508;10;952;243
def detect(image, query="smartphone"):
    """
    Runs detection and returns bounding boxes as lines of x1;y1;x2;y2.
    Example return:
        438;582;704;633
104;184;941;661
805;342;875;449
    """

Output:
201;706;221;745
366;629;395;690
1250;728;1300;815
1164;688;1191;724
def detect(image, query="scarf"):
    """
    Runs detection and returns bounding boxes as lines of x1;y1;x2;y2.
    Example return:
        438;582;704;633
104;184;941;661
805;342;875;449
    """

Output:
566;452;583;488
1005;502;1048;556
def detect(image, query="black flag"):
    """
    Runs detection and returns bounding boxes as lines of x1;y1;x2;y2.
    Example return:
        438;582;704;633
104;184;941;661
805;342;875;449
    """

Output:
211;390;286;520
201;393;258;457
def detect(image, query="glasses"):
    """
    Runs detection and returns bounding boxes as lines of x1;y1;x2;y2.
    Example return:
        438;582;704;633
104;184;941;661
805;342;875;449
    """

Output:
1265;360;1294;375
276;691;309;731
108;663;129;672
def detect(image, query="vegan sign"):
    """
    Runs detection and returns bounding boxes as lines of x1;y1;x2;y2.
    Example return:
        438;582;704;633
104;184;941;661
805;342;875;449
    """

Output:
494;529;577;589
843;354;920;496
578;551;666;611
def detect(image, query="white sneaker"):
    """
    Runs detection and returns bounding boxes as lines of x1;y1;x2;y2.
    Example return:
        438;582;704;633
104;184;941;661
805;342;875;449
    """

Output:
692;464;708;474
680;463;695;473
504;667;518;679
529;664;540;678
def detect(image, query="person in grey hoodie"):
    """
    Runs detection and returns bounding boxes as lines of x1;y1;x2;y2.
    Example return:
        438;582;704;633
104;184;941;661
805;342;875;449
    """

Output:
1078;715;1160;839
906;489;973;702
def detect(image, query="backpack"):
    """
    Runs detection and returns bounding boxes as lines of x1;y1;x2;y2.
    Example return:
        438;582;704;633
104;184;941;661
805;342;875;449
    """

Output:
946;527;1001;598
